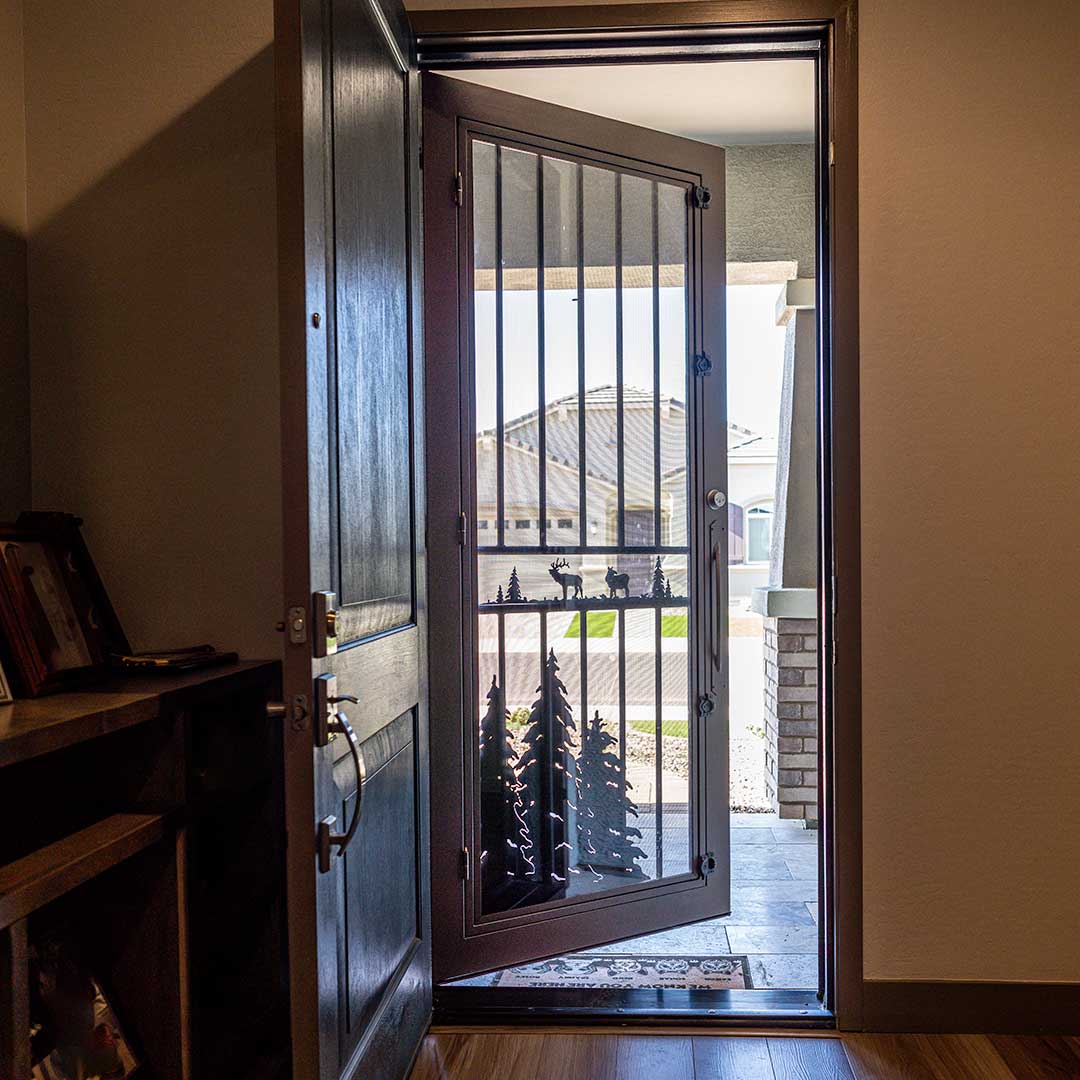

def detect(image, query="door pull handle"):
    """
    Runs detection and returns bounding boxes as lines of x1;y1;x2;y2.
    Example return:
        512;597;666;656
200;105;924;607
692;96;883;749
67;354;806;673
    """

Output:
317;707;366;873
711;539;722;675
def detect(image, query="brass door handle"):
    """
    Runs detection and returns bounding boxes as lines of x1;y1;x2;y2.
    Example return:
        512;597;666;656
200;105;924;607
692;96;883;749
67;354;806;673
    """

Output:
317;708;366;873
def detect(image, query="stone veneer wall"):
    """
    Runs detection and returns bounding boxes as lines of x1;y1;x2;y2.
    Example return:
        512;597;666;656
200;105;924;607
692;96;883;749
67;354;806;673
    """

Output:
763;617;819;824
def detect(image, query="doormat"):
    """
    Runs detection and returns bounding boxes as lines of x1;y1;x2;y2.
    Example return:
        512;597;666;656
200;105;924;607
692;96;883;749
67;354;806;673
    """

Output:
494;954;752;990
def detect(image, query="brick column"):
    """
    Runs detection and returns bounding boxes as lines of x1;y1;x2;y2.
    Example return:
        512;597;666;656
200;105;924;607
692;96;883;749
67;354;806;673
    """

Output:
762;616;819;825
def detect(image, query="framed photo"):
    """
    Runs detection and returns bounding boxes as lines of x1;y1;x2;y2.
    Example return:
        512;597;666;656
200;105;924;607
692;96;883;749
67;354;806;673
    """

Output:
0;512;129;697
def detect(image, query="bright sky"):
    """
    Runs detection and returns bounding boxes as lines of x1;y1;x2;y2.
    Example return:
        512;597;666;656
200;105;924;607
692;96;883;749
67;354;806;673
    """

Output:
474;283;786;436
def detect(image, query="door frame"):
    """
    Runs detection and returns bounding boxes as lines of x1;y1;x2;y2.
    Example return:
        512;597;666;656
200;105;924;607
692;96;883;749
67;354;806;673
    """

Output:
411;0;862;1031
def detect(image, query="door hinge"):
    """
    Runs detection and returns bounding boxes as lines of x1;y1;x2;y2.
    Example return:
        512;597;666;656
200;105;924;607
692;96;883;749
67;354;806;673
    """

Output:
460;847;470;880
828;140;835;167
458;511;468;545
453;170;463;207
698;851;717;879
691;184;712;210
693;351;713;376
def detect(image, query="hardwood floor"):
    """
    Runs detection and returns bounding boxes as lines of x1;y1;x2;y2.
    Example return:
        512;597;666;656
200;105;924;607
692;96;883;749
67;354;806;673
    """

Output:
411;1031;1080;1079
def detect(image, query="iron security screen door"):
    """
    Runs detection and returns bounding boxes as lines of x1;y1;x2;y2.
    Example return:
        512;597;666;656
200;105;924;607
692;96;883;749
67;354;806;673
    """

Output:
424;73;729;982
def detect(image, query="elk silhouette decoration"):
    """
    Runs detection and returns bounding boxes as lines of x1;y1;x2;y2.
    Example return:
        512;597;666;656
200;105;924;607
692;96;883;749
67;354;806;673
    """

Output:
605;566;630;598
548;559;584;601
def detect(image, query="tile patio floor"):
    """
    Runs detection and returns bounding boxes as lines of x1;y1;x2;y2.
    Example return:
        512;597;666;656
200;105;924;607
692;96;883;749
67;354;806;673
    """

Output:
450;811;819;991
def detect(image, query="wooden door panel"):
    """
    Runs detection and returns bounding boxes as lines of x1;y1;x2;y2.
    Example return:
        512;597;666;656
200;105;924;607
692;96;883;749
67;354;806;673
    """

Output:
331;0;414;641
331;628;420;757
276;0;429;1072
334;712;419;1065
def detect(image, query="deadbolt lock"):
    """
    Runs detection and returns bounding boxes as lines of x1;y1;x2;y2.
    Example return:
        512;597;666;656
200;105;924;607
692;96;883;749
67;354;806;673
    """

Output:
706;489;727;510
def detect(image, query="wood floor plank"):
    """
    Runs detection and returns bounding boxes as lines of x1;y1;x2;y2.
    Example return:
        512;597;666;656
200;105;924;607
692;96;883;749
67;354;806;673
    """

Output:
768;1036;855;1080
409;1034;472;1079
410;1033;548;1079
989;1034;1080;1079
412;1030;1080;1079
693;1035;775;1079
615;1036;695;1080
919;1035;1016;1080
842;1035;1014;1080
842;1034;938;1079
536;1033;619;1080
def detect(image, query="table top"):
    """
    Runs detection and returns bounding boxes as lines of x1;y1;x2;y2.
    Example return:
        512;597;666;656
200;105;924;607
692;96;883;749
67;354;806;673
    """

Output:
0;659;278;768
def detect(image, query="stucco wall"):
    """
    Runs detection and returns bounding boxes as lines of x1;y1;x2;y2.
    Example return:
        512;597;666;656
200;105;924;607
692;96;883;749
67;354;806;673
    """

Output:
726;144;815;277
22;1;281;658
0;0;29;520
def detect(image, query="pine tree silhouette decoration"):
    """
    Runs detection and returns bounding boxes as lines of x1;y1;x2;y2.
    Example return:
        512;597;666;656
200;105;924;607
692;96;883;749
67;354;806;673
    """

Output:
478;675;531;895
507;566;523;603
516;649;577;894
651;556;667;599
576;710;647;879
664;578;673;600
495;585;504;604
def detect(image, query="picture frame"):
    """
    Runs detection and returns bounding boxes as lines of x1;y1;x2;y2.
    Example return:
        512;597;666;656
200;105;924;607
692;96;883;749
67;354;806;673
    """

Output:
0;512;130;697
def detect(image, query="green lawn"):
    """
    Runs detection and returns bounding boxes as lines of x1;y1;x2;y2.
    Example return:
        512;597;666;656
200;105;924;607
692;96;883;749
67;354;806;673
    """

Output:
564;611;615;637
564;612;688;638
630;719;689;738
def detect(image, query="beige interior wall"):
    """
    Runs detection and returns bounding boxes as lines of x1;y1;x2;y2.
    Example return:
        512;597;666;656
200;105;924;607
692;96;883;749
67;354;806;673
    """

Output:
23;1;281;658
0;0;30;519
859;0;1080;983
406;0;1080;984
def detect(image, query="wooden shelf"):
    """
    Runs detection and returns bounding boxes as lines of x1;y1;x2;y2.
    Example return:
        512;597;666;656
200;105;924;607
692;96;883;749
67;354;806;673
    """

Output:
0;660;276;769
0;813;165;929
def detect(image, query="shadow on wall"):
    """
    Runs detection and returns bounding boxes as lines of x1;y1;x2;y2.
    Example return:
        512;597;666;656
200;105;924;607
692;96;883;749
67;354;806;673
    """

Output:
28;47;282;658
0;226;30;519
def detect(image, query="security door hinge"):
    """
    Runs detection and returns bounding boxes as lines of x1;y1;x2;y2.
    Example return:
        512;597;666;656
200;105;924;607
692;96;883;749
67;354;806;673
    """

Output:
693;351;713;376
691;184;712;210
698;851;717;879
458;511;468;545
453;171;464;207
460;848;471;880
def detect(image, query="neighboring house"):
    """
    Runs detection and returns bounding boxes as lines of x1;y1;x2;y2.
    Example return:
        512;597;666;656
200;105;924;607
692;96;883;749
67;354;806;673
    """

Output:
476;385;776;600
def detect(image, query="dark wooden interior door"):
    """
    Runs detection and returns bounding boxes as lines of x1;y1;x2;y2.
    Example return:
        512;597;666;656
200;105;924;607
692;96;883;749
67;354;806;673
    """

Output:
424;74;729;983
276;0;429;1077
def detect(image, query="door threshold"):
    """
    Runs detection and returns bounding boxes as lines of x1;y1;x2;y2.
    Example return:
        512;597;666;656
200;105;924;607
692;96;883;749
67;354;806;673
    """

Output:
434;986;832;1028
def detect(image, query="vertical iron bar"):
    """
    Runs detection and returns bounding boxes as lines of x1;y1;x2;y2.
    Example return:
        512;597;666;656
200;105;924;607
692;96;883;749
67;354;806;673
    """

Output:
654;605;664;879
537;155;547;549
497;612;506;713
576;164;587;549
539;610;552;886
617;607;627;817
652;181;662;546
495;145;505;547
615;175;625;548
580;609;589;781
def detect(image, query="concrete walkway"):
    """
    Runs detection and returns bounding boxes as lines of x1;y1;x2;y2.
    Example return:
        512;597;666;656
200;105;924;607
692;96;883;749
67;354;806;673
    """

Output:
451;812;818;991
